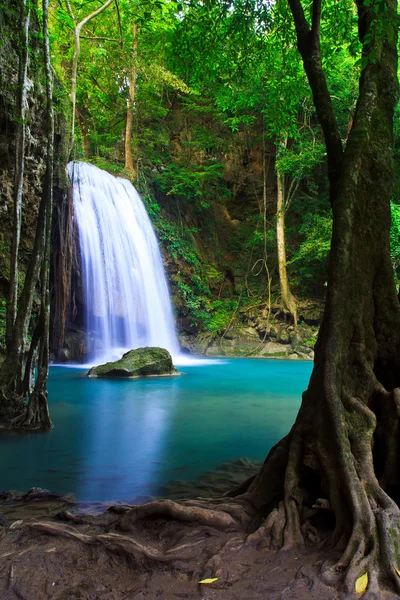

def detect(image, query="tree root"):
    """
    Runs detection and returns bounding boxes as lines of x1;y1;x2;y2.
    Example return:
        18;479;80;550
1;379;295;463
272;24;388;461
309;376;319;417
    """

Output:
16;518;229;569
119;498;253;533
240;379;400;598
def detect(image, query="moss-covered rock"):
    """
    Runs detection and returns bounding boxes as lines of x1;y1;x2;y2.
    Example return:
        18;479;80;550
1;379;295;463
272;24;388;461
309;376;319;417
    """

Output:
87;347;178;379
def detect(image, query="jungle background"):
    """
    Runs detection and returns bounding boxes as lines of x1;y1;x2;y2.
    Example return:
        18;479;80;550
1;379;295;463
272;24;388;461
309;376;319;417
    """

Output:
1;0;400;361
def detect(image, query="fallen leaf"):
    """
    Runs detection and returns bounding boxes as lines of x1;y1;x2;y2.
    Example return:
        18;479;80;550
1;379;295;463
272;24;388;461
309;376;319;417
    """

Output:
396;567;400;577
199;578;219;584
355;572;368;594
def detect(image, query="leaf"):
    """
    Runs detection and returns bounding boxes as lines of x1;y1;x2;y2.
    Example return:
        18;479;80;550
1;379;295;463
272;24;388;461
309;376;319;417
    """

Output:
395;567;400;577
355;572;368;594
199;578;219;584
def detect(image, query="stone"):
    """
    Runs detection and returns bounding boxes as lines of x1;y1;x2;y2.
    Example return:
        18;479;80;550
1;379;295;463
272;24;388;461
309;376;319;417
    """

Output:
276;329;290;344
87;347;178;379
241;327;259;338
289;331;302;347
260;342;290;356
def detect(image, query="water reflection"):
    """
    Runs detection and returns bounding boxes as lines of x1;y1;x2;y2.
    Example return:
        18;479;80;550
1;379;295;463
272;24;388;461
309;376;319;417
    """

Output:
77;383;179;500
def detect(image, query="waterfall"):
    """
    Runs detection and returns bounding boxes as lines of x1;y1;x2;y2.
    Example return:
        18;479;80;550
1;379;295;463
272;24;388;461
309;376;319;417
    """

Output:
69;161;179;361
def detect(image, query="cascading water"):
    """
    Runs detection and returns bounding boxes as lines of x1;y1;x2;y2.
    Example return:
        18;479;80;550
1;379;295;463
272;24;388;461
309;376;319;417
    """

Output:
69;161;179;362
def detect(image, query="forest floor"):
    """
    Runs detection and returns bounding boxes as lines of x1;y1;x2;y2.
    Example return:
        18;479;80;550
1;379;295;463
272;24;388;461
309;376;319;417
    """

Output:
1;492;390;600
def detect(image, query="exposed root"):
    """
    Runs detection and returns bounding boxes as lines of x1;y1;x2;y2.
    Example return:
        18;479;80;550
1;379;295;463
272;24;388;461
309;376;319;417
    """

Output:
18;518;229;569
5;391;52;430
119;498;252;533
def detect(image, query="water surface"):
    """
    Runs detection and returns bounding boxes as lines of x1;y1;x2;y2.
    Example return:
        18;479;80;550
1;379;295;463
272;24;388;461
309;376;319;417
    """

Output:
0;358;312;503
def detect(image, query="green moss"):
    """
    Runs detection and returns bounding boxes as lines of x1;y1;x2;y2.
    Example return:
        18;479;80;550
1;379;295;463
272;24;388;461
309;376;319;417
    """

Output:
88;347;178;379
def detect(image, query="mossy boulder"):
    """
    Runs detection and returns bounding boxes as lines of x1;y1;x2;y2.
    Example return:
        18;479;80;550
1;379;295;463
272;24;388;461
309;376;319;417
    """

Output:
87;347;178;379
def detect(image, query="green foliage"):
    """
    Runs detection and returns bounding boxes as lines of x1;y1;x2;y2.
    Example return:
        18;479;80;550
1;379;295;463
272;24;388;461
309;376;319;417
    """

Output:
155;163;227;211
288;210;332;297
205;299;237;333
276;138;326;184
390;201;400;282
46;0;366;328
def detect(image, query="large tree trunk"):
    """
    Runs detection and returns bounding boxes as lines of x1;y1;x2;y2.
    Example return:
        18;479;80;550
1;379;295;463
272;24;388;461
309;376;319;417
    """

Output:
242;0;400;595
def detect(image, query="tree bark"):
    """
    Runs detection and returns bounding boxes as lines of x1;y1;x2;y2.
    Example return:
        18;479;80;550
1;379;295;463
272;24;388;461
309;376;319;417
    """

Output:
23;0;54;429
243;0;400;595
124;23;138;175
276;139;297;325
6;0;30;350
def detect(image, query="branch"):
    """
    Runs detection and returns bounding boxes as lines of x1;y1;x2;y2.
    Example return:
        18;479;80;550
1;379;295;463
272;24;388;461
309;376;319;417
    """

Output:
287;0;343;201
75;0;115;36
65;0;75;22
115;0;123;47
80;35;120;42
311;0;321;40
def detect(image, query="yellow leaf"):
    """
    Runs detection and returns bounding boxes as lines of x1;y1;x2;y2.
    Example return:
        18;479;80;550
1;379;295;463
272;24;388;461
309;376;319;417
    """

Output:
355;572;368;594
396;567;400;577
199;578;219;585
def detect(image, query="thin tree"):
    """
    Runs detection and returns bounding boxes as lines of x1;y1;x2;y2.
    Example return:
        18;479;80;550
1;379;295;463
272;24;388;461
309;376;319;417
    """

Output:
124;22;138;175
65;0;115;146
21;0;54;428
276;136;298;325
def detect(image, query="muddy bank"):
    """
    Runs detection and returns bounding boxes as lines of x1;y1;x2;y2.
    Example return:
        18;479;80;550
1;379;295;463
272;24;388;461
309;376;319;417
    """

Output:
0;485;349;600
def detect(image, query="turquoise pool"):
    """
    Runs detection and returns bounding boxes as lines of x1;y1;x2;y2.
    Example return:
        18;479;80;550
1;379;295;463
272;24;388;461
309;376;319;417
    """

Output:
0;358;312;503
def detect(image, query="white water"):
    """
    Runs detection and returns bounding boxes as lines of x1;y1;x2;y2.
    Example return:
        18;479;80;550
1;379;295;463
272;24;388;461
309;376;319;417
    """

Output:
69;161;179;362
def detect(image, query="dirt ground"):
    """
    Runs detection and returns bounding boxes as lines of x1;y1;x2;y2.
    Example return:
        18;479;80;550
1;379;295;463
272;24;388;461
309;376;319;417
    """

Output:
1;491;399;600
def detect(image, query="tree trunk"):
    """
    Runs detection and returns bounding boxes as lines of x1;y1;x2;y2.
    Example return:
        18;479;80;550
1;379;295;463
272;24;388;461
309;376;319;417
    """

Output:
67;0;115;148
276;159;297;325
6;0;30;350
51;188;73;352
23;0;54;429
242;0;400;595
124;23;138;175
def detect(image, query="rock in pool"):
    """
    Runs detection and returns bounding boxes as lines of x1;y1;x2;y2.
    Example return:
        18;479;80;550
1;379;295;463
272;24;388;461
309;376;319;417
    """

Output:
87;347;178;379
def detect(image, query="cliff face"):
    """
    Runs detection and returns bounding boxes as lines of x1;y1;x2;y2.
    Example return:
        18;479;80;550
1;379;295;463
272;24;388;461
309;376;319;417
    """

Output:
0;6;46;293
0;4;68;353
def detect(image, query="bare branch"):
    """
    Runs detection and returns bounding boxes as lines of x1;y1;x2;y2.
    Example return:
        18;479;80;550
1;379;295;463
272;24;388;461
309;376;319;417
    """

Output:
115;0;123;47
80;35;120;42
64;0;75;22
